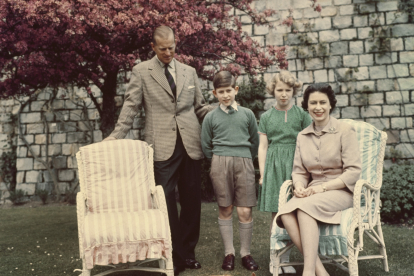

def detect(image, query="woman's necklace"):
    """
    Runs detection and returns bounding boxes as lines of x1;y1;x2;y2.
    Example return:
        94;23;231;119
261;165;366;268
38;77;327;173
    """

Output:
314;124;325;135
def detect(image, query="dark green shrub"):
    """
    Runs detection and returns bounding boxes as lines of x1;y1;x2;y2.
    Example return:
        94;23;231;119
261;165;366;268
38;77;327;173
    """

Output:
37;189;49;205
381;164;414;223
236;74;267;120
7;189;26;205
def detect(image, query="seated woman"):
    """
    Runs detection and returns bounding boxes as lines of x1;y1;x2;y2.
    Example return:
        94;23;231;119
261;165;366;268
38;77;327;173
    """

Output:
275;83;362;276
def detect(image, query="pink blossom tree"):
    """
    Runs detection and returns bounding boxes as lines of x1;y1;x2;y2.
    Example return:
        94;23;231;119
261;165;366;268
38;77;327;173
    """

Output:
0;0;319;136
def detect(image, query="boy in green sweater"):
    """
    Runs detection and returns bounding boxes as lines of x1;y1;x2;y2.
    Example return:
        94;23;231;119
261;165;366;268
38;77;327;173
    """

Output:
201;71;259;271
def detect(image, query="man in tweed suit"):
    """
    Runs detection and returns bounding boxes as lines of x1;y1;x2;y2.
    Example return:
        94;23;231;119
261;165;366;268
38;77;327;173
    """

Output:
103;26;213;275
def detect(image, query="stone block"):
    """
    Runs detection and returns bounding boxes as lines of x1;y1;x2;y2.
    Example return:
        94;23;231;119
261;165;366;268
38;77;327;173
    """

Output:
392;24;414;37
293;0;311;9
313;70;327;83
242;25;252;36
349;41;364;54
405;37;414;50
267;32;284;46
359;54;374;66
396;78;414;90
354;67;369;80
305;58;323;70
369;66;387;79
395;143;414;158
298;71;313;83
386;91;410;104
356;81;375;93
254;25;269;35
298;46;313;59
43;111;54;121
383;105;400;116
339;5;355;15
16;183;35;196
350;94;368;106
48;122;59;133
16;172;25;184
51;100;65;110
93;130;103;142
385;130;399;144
319;30;340;43
358;27;372;39
359;4;376;14
377;1;398;12
58;182;70;193
67;156;78;169
334;0;351;4
70;110;84;121
48;144;62;156
30;101;46;112
336;94;349;107
17;146;27;158
25;170;40;183
341;106;360;119
366;118;389;130
20;113;41;124
400;51;414;63
387;64;409;78
375;53;397;65
369;13;385;26
59;169;75;181
343;55;358;67
400;129;414;143
59;121;77;132
288;60;296;71
390;38;404;51
386;11;409;25
64;99;78;110
34;157;48;170
391;117;412;129
377;79;396;91
403;104;414;116
330;41;348;55
303;7;320;19
324;56;342;68
340;29;357;40
328;69;336;82
368;93;384;105
26;123;44;134
16;158;33;171
27;145;40;157
252;36;264;47
53;156;67;169
35;134;47;144
361;106;382;118
55;110;70;121
321;6;337;17
353;15;368;27
52;133;66;144
332;16;352;28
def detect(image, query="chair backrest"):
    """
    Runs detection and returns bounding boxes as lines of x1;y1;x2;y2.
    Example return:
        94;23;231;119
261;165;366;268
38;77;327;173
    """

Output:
339;119;387;188
77;139;155;213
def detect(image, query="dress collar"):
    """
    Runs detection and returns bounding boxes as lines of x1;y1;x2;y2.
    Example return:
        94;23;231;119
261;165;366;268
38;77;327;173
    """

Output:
301;116;339;135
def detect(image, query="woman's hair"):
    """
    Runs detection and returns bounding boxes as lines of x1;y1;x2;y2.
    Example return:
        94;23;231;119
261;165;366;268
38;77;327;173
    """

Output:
301;83;337;114
266;70;303;96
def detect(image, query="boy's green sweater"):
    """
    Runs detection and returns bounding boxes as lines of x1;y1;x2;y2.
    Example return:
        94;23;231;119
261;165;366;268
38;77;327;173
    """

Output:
201;106;259;159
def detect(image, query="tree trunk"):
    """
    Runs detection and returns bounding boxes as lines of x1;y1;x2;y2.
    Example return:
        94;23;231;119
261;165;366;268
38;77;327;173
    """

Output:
100;70;119;138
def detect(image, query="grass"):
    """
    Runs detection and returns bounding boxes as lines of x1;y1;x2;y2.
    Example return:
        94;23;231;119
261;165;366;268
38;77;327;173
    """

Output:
0;203;413;276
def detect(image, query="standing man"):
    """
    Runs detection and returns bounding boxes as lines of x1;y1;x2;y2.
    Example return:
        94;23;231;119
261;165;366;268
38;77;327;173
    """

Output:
103;26;213;275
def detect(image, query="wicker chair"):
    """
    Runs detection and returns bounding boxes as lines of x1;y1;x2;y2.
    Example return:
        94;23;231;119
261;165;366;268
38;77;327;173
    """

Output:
270;119;389;276
74;139;173;276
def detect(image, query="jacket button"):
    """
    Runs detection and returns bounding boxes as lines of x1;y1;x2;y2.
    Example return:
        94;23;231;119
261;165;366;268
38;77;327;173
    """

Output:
171;100;174;103
172;127;176;131
176;113;179;116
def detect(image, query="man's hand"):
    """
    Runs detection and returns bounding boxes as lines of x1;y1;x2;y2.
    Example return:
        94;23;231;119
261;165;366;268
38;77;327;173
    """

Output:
102;137;116;142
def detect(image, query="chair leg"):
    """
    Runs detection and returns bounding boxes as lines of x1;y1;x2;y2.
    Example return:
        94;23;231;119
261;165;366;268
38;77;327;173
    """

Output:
82;258;91;276
376;221;389;272
270;250;281;276
347;247;359;276
158;259;166;269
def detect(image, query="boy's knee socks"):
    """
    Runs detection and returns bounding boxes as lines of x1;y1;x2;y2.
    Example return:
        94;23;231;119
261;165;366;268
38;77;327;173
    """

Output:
239;220;253;258
218;217;235;256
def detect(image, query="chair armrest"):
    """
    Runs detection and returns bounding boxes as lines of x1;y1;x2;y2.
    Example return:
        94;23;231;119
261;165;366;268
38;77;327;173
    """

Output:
150;186;169;218
76;192;87;258
278;180;294;211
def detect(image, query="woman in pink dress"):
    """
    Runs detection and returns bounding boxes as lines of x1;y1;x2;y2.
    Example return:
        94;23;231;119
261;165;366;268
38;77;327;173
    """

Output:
275;83;362;276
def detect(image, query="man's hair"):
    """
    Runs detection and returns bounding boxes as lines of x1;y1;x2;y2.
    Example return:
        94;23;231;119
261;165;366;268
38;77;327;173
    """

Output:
213;71;236;89
152;26;175;45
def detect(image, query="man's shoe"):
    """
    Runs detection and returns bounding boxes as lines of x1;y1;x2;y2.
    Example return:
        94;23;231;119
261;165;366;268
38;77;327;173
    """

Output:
173;265;185;276
241;255;259;271
185;258;202;269
221;254;235;271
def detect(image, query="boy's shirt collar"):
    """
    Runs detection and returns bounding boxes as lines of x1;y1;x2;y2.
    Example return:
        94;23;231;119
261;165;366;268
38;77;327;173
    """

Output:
220;101;238;113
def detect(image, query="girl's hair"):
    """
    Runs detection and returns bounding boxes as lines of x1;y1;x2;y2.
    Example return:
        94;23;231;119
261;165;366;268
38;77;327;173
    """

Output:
301;83;337;114
266;70;303;96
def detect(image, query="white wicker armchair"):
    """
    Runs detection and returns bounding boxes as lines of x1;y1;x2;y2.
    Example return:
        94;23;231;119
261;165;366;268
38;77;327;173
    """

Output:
270;119;389;276
74;139;173;276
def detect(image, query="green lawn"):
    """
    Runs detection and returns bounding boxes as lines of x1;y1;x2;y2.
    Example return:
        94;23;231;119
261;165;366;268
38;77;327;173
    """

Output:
0;203;413;276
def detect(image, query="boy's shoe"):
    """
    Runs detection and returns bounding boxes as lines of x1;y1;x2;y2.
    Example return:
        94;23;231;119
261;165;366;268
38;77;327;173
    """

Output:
185;258;201;269
222;254;235;271
241;255;259;271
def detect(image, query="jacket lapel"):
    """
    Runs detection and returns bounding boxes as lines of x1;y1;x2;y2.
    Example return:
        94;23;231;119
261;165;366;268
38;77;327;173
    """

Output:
148;57;174;98
175;60;187;99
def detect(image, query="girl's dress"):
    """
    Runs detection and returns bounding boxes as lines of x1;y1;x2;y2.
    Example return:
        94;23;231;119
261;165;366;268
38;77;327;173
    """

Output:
257;105;312;212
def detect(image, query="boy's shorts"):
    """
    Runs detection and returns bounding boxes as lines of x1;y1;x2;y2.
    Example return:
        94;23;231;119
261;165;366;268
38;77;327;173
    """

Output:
209;154;257;207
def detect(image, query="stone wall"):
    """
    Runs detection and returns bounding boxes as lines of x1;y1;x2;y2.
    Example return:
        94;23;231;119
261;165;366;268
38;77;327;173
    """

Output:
1;0;413;201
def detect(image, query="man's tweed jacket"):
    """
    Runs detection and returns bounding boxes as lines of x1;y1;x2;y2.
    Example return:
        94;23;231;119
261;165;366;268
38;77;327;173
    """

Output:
110;56;214;161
